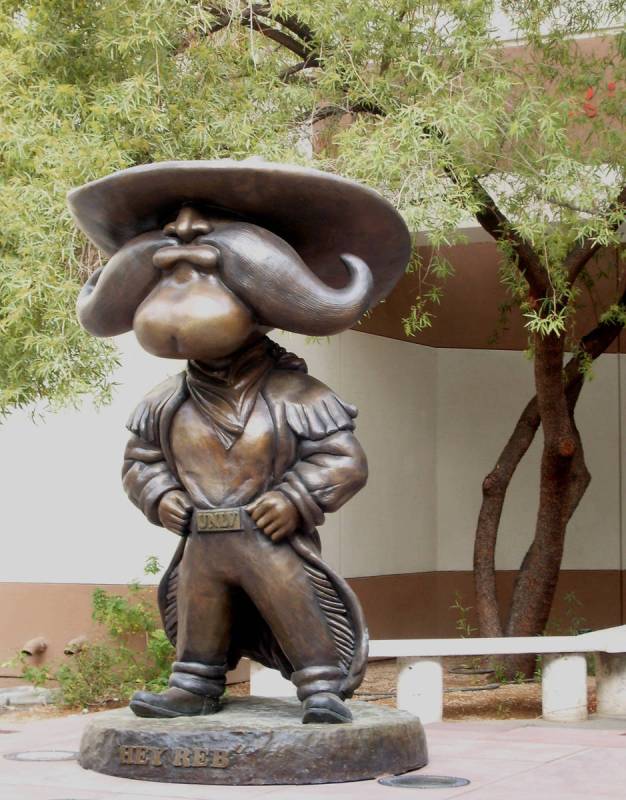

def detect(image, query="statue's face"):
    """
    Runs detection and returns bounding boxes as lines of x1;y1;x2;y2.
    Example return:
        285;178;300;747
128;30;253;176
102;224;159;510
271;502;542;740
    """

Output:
133;206;260;361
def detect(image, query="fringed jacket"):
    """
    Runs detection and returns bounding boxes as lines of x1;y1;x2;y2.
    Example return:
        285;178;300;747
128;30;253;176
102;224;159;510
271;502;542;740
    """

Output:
120;343;369;697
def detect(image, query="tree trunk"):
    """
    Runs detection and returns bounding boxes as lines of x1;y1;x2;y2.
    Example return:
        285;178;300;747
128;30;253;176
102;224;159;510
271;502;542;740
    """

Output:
473;396;541;638
473;283;625;676
497;333;577;676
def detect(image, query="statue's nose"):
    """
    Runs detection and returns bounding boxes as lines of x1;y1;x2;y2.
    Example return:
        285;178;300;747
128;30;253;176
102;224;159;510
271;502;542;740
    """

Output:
163;206;213;242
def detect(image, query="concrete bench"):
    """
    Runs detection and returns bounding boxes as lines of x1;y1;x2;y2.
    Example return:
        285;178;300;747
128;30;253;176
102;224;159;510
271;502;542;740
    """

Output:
249;625;626;724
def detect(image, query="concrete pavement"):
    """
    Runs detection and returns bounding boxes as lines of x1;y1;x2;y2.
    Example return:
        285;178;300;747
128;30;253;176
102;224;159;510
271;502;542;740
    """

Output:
0;711;625;799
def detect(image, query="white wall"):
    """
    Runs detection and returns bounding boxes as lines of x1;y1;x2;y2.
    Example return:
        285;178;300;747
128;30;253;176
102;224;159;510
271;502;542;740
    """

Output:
0;330;437;584
259;331;438;578
1;334;184;584
435;349;623;572
0;333;622;584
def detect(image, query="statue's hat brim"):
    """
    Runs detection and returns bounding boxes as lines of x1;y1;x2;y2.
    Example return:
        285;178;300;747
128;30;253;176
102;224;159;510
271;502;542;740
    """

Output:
67;158;411;307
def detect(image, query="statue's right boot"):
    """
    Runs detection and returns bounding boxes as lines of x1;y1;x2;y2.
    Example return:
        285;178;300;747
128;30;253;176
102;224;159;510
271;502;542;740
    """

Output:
292;665;353;724
129;661;226;718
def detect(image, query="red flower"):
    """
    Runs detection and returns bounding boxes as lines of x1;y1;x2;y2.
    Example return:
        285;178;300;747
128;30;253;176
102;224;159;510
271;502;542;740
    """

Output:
583;102;597;118
585;86;595;100
607;81;616;92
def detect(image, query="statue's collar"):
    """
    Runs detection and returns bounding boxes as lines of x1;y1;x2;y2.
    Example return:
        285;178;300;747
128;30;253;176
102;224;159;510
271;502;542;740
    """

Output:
189;336;272;387
185;337;274;450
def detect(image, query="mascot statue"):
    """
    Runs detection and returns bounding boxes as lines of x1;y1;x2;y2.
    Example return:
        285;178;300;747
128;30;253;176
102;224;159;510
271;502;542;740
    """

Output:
70;159;410;725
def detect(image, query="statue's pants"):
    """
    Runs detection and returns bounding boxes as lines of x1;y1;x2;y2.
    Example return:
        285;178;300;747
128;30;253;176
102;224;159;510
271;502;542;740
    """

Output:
172;517;342;700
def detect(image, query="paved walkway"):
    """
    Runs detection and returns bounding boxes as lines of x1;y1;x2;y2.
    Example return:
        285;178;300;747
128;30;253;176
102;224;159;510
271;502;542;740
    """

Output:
0;712;624;799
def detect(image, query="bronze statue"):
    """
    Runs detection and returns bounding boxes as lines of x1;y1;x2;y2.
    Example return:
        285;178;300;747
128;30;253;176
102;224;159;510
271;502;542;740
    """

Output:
69;159;410;725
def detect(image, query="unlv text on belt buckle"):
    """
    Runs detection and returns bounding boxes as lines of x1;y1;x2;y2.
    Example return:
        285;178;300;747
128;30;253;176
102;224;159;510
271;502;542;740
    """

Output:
195;508;243;533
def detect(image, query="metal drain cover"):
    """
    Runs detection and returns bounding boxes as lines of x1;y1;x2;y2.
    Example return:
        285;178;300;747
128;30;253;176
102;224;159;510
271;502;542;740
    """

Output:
4;750;78;762
379;774;471;789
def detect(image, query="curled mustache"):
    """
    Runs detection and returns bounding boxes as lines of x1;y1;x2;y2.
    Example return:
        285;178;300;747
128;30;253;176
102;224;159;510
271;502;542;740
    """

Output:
199;223;374;336
77;231;175;337
76;222;373;338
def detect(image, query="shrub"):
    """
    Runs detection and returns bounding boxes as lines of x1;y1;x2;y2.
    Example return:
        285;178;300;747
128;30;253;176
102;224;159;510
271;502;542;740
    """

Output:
20;557;174;709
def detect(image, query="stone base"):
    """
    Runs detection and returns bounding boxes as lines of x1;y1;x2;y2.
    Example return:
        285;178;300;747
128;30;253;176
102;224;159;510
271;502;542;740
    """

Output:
79;696;428;785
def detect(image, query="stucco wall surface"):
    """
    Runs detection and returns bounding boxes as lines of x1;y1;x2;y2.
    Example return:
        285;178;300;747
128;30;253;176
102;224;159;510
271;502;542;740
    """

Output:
0;334;623;584
435;349;623;572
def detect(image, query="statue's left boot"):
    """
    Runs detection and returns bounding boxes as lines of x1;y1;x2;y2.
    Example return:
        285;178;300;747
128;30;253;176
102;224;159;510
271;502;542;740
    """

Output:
292;665;352;724
130;661;226;718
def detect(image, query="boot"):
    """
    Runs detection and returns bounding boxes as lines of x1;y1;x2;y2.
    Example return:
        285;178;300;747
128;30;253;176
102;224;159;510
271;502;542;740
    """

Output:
291;665;353;724
302;691;353;724
130;661;226;718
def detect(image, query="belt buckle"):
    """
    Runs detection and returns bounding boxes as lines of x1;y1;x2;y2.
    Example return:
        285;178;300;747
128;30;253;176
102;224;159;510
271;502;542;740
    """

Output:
196;508;242;533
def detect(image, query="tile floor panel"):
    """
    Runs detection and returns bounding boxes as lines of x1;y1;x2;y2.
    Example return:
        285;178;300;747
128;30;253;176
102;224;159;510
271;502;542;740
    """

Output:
484;724;626;749
0;713;624;800
420;737;586;763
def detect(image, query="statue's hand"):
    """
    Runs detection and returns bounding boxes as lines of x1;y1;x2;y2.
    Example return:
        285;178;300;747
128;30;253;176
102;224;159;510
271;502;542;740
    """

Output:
246;491;300;543
158;490;193;536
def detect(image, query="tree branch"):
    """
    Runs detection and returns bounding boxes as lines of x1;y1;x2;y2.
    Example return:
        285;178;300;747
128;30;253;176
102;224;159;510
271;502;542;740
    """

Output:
471;179;548;296
279;56;320;81
244;15;310;59
206;4;319;71
564;278;626;390
309;99;387;126
565;184;626;284
241;5;317;43
417;125;546;295
268;10;317;44
206;9;232;34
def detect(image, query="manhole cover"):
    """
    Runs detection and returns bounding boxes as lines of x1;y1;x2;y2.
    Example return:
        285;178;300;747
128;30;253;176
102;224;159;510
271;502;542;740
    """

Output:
4;750;78;762
379;774;471;789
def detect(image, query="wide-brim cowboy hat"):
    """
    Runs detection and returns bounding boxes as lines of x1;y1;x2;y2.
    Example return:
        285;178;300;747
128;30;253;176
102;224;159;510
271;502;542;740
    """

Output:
67;158;411;308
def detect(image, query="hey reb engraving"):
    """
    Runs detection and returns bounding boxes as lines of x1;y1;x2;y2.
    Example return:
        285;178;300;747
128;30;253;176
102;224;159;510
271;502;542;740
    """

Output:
119;745;230;769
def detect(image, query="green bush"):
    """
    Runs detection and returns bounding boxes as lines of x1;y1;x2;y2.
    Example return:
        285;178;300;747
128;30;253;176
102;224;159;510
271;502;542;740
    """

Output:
21;557;174;709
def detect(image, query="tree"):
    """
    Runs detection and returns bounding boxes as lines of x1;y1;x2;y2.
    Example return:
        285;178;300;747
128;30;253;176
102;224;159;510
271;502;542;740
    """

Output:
0;0;310;414
1;2;624;667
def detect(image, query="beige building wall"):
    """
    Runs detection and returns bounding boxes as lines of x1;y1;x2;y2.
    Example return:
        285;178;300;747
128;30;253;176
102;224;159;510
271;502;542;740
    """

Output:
434;349;623;573
1;334;184;586
289;331;438;578
0;330;437;586
2;332;621;585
